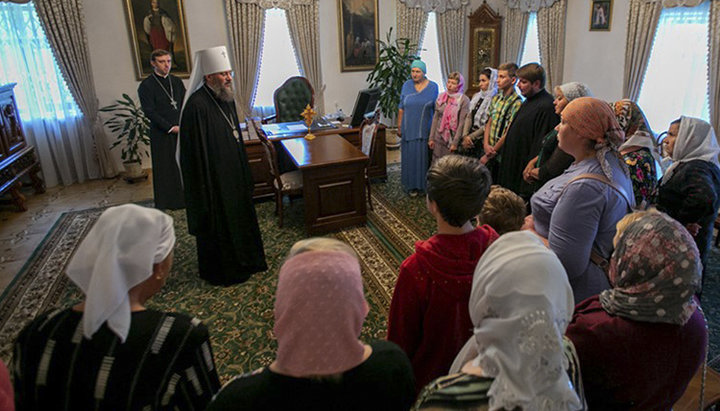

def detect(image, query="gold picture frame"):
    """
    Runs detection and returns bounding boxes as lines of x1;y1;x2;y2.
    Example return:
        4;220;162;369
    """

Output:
338;0;379;72
124;0;192;79
590;0;612;31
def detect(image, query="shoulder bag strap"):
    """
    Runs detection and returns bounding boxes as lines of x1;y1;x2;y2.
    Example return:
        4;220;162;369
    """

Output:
560;173;632;275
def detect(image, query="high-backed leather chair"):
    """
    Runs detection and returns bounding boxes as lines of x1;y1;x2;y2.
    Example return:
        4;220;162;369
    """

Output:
272;76;314;123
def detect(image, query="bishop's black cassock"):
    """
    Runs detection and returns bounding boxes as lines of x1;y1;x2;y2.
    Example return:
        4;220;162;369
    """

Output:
138;72;186;209
179;84;267;285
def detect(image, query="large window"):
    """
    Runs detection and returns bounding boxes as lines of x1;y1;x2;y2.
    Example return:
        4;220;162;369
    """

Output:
0;2;79;121
419;12;445;93
637;2;710;133
252;8;301;110
519;12;540;66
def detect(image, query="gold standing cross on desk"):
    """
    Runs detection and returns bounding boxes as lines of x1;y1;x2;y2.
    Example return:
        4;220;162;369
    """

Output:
301;104;316;140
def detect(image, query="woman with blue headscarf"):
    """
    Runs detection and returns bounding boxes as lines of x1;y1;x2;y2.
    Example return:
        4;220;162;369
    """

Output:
398;59;439;196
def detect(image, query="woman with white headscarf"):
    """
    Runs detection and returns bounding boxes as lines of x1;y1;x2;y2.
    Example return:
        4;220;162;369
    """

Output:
207;238;415;411
566;211;706;409
523;82;593;190
459;67;498;158
656;116;720;295
413;231;585;411
13;204;220;410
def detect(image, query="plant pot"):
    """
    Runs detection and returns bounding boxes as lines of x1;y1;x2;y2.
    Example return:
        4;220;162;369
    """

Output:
122;160;147;183
385;127;401;149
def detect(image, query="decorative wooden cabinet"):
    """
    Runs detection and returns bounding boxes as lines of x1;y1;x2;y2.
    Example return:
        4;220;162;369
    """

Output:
0;83;45;211
467;2;502;96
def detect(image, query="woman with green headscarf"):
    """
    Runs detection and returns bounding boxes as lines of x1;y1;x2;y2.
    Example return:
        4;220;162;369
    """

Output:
398;59;438;196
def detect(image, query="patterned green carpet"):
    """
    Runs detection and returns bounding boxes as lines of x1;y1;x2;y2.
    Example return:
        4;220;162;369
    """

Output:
2;163;720;383
0;164;436;382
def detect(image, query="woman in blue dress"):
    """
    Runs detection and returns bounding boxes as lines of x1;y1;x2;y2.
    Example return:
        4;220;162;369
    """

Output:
397;60;438;195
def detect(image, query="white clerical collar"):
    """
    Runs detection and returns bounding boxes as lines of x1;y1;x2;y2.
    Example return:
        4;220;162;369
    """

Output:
154;71;169;79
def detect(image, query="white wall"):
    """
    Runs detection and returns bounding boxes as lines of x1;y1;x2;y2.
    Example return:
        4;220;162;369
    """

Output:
320;0;396;115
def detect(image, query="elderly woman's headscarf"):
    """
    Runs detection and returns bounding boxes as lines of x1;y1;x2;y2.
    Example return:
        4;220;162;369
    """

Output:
562;97;627;181
613;100;662;165
600;212;701;325
274;250;368;377
661;116;720;184
558;82;593;103
450;231;581;411
470;68;498;129
66;204;175;342
411;59;427;74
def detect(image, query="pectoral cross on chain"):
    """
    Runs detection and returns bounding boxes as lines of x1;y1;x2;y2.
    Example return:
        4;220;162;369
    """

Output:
170;99;178;110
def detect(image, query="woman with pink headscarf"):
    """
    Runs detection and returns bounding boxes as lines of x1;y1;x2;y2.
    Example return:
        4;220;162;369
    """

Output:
207;238;415;411
527;97;634;303
428;72;470;164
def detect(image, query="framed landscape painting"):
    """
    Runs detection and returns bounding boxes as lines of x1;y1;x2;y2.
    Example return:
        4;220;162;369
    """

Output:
338;0;379;72
125;0;192;79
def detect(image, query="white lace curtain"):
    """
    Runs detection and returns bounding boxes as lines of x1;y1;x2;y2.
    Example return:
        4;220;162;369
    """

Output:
506;0;560;12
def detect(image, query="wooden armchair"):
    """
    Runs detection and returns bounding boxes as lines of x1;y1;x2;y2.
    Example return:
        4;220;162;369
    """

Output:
358;110;380;211
250;120;303;227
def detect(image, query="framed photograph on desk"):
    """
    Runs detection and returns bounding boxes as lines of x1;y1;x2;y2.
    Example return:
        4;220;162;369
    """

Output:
338;0;379;72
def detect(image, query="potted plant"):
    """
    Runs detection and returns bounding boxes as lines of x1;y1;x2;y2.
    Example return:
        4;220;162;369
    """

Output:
100;94;151;181
366;27;418;148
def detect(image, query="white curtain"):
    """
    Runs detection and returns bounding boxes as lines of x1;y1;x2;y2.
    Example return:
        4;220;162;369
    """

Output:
436;7;467;84
226;0;265;118
537;0;566;90
501;7;529;64
708;0;719;134
624;0;664;100
507;0;560;12
396;1;428;55
286;1;324;113
0;2;103;187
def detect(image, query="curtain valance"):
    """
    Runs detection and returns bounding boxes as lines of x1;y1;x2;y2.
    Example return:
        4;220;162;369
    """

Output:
506;0;560;12
397;0;469;13
234;0;314;10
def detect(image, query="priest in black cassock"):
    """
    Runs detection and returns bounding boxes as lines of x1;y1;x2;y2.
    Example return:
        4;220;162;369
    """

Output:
497;63;559;201
179;46;267;285
138;49;186;210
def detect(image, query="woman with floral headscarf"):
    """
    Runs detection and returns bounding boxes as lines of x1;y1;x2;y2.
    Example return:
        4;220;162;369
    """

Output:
566;211;707;410
414;231;585;411
613;99;661;209
523;82;593;189
428;71;470;164
208;238;415;411
527;97;634;303
458;67;498;158
656;116;720;295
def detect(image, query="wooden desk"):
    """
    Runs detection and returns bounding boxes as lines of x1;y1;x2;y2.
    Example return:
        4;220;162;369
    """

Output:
280;134;367;234
245;123;386;199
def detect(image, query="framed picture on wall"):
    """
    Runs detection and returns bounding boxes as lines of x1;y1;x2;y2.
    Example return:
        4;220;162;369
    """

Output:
338;0;379;72
590;0;612;31
124;0;192;79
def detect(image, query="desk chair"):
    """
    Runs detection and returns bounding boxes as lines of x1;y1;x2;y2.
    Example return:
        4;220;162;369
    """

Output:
359;110;380;211
251;120;303;227
264;76;314;124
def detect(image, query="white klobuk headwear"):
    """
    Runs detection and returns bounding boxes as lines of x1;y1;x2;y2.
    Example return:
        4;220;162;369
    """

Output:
66;204;175;342
182;45;233;107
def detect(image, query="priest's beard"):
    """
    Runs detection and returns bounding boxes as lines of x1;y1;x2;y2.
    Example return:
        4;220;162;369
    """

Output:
206;79;234;103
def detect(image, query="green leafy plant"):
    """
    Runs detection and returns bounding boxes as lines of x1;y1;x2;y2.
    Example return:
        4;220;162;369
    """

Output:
100;94;151;163
366;27;418;124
